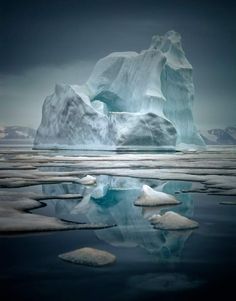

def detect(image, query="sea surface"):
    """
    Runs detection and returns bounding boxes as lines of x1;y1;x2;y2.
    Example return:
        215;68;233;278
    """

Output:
0;145;236;301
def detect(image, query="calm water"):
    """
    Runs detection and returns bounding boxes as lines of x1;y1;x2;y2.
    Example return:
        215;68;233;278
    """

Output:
0;164;236;300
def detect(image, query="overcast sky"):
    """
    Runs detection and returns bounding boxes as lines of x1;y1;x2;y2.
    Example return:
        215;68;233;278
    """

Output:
0;0;235;129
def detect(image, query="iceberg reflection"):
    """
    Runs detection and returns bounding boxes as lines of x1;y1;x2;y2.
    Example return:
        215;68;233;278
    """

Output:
43;176;195;262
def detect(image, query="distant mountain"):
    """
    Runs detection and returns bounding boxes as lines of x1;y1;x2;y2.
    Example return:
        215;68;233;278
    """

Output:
0;126;36;140
201;127;236;145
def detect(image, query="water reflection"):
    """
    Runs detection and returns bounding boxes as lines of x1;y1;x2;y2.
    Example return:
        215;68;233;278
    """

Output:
43;175;195;263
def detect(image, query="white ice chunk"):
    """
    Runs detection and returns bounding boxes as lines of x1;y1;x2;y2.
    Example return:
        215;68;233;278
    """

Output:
134;185;180;206
59;247;116;267
150;211;199;230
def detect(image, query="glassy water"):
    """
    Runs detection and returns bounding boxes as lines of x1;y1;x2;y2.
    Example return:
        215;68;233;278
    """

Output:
1;172;236;301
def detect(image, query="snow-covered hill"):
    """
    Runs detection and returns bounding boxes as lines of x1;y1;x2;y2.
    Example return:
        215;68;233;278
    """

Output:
201;127;236;145
0;126;36;140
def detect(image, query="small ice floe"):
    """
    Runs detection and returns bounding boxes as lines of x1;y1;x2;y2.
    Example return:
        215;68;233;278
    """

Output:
78;175;96;185
134;185;180;207
59;247;116;267
149;211;199;230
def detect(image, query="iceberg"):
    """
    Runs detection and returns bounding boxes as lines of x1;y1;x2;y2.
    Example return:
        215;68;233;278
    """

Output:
34;31;204;149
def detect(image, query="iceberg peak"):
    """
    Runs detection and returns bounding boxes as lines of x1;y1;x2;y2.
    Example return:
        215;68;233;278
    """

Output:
149;30;181;50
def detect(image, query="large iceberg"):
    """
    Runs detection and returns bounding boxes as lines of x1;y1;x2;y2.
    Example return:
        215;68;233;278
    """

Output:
34;31;204;149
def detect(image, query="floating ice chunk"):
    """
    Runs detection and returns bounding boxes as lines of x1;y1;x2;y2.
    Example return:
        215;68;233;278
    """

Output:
78;175;96;185
58;247;116;267
150;211;198;230
134;185;180;206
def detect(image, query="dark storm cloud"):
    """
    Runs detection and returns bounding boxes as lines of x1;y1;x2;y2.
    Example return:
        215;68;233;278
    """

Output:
1;0;235;74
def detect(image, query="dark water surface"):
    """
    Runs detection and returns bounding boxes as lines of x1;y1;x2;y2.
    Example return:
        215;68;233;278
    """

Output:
1;173;236;301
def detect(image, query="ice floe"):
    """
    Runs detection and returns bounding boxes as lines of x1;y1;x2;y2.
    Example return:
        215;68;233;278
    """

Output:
134;185;180;206
0;149;236;195
0;170;96;188
149;211;199;230
59;247;116;267
0;191;114;235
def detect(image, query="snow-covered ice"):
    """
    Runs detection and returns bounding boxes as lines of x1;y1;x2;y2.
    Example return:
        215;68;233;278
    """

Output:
134;185;180;206
0;191;114;234
150;211;199;230
1;149;236;195
59;247;116;267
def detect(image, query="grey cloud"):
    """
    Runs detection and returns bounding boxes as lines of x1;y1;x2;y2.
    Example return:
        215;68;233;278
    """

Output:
0;0;235;129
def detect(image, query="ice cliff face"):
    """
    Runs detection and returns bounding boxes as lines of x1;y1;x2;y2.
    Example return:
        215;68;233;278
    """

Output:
35;84;112;146
34;30;204;149
34;84;176;147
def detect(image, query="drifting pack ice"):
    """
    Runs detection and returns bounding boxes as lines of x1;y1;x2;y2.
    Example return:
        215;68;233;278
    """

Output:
34;31;204;149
